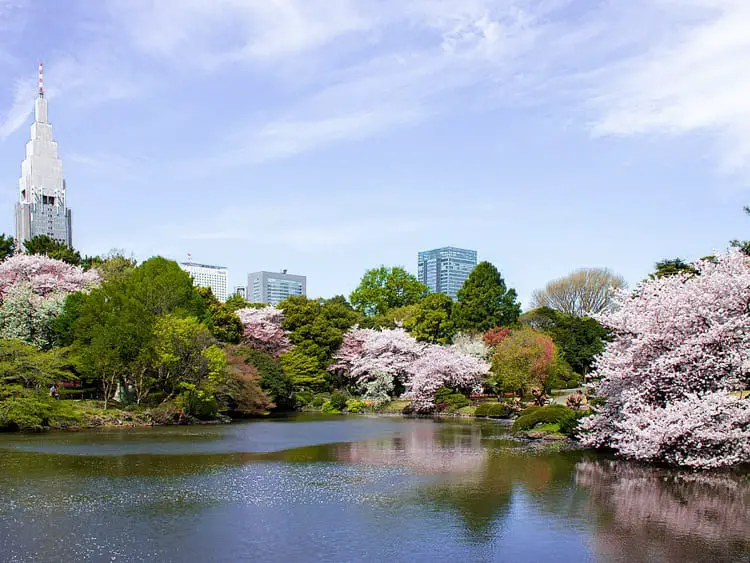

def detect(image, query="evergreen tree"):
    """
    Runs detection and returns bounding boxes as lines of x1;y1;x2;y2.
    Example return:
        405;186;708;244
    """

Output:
0;234;15;261
453;262;520;333
23;235;81;265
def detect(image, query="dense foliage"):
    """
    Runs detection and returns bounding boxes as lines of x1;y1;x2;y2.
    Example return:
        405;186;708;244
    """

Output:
350;266;429;317
580;252;750;468
489;326;573;395
453;262;521;332
520;307;609;375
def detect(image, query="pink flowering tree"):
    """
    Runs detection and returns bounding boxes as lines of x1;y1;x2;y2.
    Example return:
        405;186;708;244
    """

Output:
236;306;292;358
0;255;100;349
0;254;99;299
331;327;489;412
405;344;488;412
580;252;750;468
331;327;424;386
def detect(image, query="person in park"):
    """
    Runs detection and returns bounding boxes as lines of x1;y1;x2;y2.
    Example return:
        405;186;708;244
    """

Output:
49;384;59;400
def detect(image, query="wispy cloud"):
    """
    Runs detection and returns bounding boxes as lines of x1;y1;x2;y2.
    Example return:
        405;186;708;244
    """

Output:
589;0;750;176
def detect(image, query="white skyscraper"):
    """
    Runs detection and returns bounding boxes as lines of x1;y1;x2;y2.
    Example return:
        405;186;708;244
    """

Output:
179;261;229;302
15;63;73;247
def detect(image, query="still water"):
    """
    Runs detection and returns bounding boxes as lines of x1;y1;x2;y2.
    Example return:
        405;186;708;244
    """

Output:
0;414;748;563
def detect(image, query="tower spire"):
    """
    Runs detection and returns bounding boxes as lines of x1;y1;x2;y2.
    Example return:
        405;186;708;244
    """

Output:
38;62;44;98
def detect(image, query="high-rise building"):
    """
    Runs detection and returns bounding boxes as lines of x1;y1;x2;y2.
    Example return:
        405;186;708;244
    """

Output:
180;262;229;302
418;247;477;300
15;63;73;247
247;270;306;305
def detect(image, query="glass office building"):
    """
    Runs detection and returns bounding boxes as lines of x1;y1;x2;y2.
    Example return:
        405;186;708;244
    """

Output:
418;247;477;300
247;270;306;306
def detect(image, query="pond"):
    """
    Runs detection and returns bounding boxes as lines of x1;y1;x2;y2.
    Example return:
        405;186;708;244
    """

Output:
0;414;748;562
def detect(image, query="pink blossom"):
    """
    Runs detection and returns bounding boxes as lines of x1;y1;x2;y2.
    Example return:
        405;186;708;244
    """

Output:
236;306;292;358
332;327;489;412
580;252;750;468
0;254;99;300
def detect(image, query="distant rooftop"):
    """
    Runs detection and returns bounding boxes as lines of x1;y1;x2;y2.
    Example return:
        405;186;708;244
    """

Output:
179;262;227;270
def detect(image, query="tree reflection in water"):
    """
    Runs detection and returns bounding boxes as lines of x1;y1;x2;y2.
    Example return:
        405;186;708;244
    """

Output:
575;460;750;563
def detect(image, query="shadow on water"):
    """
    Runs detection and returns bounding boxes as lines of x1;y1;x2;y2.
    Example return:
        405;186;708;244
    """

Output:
0;415;748;562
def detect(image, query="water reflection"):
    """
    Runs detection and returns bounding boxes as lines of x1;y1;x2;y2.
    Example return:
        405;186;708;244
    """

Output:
0;417;748;563
576;460;750;563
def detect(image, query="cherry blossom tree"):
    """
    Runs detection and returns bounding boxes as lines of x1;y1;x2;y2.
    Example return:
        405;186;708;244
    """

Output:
580;251;750;468
0;254;99;299
332;327;489;412
405;344;488;412
0;255;100;349
236;306;292;358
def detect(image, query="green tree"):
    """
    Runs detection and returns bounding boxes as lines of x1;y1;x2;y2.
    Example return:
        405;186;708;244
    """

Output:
453;262;521;333
236;347;295;410
489;326;570;396
402;293;455;344
280;347;327;391
650;258;697;279
225;293;250;311
520;307;609;376
127;257;207;318
196;287;243;343
92;251;137;281
0;233;15;261
0;340;76;389
23;235;81;265
278;295;361;390
350;266;429;317
152;314;226;396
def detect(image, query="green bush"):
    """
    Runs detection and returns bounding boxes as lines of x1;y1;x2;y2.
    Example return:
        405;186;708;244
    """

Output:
310;394;330;408
330;391;348;411
296;390;313;407
320;400;340;414
346;399;367;413
175;385;219;419
144;391;168;406
58;387;98;400
474;403;491;417
558;410;590;437
0;396;83;431
474;402;514;418
445;394;469;408
434;387;453;403
512;405;576;432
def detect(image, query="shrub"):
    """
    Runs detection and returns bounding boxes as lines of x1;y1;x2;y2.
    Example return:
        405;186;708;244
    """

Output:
330;391;348;411
58;387;97;400
175;385;219;419
434;387;453;403
474;403;491;417
512;405;576;432
559;410;589;437
0;395;83;430
346;399;367;414
310;393;330;408
296;390;313;407
144;391;168;406
321;400;340;414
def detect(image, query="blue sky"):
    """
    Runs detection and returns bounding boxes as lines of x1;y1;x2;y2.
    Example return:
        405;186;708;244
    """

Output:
1;0;749;306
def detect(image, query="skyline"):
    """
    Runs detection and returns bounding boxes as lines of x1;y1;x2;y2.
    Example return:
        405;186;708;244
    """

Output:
1;1;749;307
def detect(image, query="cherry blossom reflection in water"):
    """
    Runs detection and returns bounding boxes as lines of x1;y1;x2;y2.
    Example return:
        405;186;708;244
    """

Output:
576;460;750;563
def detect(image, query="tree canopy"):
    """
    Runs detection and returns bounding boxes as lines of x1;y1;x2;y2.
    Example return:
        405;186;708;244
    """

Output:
453;262;520;333
0;234;15;261
350;266;429;317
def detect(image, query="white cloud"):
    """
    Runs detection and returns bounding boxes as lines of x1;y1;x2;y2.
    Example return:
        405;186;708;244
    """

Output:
589;0;750;176
0;77;34;138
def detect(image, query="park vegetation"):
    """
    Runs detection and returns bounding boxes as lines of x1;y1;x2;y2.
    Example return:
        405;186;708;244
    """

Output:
1;227;748;469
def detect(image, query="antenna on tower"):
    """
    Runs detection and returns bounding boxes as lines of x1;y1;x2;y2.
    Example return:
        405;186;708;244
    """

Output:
38;62;44;98
187;252;192;264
